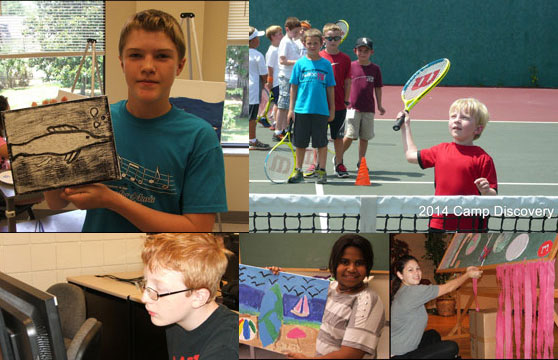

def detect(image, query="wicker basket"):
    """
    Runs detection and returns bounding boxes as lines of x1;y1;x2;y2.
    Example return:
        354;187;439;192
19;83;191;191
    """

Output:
436;298;456;316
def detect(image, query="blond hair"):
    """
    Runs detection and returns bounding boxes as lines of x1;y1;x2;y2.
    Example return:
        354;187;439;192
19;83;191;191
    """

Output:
266;25;282;41
141;233;232;301
449;98;490;140
322;23;341;34
119;9;185;60
303;28;323;43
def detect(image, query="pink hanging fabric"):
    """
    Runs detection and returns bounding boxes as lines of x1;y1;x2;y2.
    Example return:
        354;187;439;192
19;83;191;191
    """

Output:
473;277;479;311
495;265;505;359
543;260;555;359
537;263;547;359
530;262;539;359
496;259;555;359
523;264;533;359
512;264;522;358
504;264;513;358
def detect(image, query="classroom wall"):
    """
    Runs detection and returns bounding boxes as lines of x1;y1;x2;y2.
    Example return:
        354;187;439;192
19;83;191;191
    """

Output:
250;0;558;88
105;1;229;102
0;233;144;292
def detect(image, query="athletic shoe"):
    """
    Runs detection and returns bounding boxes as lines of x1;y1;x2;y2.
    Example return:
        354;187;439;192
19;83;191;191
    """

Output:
258;116;272;128
288;169;303;183
316;169;327;184
335;163;349;178
303;163;317;177
269;124;276;131
272;133;284;142
249;139;271;150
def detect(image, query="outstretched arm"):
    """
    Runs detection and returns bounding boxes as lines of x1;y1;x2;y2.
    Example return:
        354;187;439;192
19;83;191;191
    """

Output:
438;266;482;298
60;184;215;231
399;111;418;164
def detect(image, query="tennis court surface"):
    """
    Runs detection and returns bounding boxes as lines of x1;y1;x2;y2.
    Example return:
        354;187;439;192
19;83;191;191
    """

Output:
249;86;558;232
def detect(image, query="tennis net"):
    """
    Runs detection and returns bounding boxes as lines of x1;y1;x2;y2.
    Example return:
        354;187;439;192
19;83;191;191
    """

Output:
250;194;558;233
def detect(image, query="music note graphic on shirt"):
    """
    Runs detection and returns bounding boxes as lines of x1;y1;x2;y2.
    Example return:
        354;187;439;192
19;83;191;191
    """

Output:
161;173;170;190
118;157;175;194
137;168;147;185
149;167;161;185
122;161;140;182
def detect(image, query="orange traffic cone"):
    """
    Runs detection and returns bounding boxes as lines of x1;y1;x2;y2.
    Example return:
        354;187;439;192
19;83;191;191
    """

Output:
355;157;371;186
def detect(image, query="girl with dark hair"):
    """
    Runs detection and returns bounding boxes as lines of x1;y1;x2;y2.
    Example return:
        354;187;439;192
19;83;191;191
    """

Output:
390;255;482;358
271;234;385;359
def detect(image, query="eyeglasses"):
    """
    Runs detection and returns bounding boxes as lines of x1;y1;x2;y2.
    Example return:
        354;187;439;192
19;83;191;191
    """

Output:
139;281;192;301
325;36;342;41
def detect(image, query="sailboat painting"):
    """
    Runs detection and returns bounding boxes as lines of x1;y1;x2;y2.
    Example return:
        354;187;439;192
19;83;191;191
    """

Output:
239;264;329;357
290;295;310;317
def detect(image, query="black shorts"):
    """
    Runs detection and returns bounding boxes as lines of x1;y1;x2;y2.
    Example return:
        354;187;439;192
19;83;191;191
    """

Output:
249;104;259;121
293;113;329;149
329;109;346;139
271;86;279;105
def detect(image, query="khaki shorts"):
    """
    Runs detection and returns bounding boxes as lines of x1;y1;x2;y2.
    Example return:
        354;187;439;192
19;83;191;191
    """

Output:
345;111;375;140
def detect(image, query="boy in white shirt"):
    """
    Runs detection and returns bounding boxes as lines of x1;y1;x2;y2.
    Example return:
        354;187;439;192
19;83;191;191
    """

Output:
274;17;302;142
264;25;283;129
248;26;271;150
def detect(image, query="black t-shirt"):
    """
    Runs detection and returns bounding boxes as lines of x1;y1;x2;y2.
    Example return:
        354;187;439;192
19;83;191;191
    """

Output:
166;304;237;360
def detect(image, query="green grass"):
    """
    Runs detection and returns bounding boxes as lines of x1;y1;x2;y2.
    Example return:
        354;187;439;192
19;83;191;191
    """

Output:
0;84;63;109
222;100;248;143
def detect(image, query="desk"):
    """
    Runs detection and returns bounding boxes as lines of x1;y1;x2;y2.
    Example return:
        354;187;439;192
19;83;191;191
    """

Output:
0;173;44;232
67;271;168;360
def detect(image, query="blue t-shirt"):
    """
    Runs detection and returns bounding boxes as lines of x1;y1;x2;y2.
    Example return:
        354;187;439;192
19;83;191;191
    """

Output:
81;100;227;232
290;56;335;116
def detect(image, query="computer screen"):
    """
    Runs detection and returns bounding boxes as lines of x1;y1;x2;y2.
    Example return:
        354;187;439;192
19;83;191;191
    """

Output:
0;272;67;360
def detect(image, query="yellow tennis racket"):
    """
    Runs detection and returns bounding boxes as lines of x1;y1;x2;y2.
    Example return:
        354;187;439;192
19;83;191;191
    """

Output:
335;20;349;44
393;58;451;131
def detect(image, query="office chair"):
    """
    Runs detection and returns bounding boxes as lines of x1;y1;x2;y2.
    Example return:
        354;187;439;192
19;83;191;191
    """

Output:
47;283;103;360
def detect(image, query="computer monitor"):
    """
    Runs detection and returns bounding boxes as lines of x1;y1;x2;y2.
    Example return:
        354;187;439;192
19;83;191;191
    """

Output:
0;272;67;360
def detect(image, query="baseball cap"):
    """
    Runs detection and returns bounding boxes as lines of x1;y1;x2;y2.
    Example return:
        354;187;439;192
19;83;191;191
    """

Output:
354;37;373;50
249;28;265;40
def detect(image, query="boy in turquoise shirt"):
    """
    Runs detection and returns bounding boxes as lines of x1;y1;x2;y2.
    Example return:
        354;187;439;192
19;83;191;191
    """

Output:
44;9;227;232
287;28;335;184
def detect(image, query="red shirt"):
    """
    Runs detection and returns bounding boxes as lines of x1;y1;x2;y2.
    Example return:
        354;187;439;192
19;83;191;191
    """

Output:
419;142;498;231
319;50;351;111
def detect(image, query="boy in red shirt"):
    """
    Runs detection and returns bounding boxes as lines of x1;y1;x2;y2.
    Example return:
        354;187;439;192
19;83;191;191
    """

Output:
399;98;497;231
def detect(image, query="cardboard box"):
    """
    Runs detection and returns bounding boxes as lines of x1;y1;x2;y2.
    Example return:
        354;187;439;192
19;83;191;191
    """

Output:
469;309;497;359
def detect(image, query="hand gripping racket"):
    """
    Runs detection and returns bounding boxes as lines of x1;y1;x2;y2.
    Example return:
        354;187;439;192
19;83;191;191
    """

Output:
393;58;451;131
257;88;273;128
264;122;296;183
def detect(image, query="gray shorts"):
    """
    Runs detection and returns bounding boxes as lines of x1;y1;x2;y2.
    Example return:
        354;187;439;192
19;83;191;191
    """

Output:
293;113;329;148
345;111;375;140
277;75;291;109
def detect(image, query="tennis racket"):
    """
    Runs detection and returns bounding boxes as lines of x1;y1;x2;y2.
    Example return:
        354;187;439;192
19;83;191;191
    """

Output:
335;20;349;44
393;58;451;131
264;122;296;183
257;88;273;128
